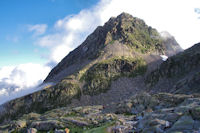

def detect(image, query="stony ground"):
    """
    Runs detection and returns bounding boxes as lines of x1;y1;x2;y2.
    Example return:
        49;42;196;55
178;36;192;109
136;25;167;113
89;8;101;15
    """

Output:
1;92;200;133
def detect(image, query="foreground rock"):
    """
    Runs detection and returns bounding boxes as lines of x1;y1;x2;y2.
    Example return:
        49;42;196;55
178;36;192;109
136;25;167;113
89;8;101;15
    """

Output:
1;93;200;133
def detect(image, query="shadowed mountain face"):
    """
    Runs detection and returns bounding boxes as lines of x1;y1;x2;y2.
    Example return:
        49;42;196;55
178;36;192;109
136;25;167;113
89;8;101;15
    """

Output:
0;13;191;131
146;42;200;94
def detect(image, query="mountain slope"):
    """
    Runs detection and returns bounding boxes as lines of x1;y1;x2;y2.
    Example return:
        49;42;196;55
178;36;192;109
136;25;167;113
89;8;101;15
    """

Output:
44;12;182;83
145;42;200;94
0;12;182;124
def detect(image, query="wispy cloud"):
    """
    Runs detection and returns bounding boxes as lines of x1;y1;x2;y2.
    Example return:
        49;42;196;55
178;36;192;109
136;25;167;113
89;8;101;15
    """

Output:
195;8;200;14
0;63;51;104
28;24;48;36
6;35;19;43
36;34;62;47
195;8;200;19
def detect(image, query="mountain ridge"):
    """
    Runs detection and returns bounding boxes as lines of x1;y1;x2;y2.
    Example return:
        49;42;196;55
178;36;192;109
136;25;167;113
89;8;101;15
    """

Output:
4;13;200;133
44;12;182;83
0;12;182;121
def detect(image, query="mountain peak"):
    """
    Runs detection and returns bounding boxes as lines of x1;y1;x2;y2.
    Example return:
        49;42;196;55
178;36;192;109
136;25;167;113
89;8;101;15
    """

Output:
117;12;133;19
44;12;182;82
107;12;133;22
105;12;144;30
103;13;165;53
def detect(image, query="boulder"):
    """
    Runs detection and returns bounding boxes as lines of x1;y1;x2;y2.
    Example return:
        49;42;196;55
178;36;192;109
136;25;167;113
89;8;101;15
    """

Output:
142;126;164;133
11;120;27;129
30;120;64;131
138;118;170;132
27;128;37;133
111;125;125;133
54;129;65;133
190;106;200;120
163;112;182;123
62;118;89;127
167;115;194;132
22;113;41;121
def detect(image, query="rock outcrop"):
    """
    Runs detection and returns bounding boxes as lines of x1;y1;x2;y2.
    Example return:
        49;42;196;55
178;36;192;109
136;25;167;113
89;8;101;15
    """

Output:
145;42;200;94
2;93;200;133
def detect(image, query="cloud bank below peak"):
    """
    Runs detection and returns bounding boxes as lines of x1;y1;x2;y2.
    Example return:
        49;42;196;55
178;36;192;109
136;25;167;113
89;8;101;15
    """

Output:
0;63;51;105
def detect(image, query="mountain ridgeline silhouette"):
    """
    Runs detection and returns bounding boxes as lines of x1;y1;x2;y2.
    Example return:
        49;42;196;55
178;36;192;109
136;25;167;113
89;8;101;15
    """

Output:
0;12;183;122
2;13;200;133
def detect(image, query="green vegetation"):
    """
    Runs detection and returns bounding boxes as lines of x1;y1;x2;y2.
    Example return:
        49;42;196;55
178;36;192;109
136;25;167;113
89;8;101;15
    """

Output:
68;125;84;133
126;31;163;53
104;15;164;54
10;122;114;133
37;131;54;133
69;121;115;133
52;79;82;103
63;111;78;118
123;22;164;53
82;56;147;95
84;121;115;133
109;40;115;45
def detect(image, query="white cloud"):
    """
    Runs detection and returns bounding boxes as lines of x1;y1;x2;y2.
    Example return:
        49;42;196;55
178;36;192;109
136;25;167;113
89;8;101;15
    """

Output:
0;63;51;105
28;24;48;36
195;8;200;19
195;8;200;14
36;34;62;47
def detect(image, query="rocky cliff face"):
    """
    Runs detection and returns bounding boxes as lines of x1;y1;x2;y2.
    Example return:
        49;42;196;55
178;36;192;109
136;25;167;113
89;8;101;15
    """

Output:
1;12;194;133
145;42;200;94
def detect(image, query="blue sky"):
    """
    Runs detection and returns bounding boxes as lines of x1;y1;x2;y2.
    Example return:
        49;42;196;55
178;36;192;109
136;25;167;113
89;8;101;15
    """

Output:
0;0;99;67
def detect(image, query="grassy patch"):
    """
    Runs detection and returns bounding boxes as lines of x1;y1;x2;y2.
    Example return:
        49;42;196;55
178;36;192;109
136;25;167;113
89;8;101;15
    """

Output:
63;111;78;117
109;40;115;45
82;56;147;95
84;121;115;133
69;126;84;133
64;121;115;133
125;29;163;54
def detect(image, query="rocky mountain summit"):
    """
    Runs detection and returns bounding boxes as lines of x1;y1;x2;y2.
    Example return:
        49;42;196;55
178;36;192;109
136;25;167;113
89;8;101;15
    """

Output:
1;12;200;133
44;12;181;83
